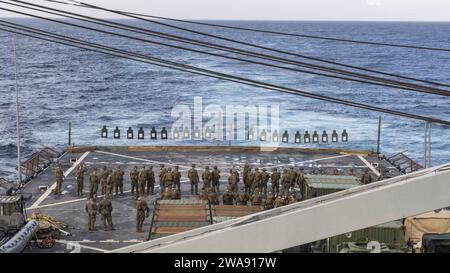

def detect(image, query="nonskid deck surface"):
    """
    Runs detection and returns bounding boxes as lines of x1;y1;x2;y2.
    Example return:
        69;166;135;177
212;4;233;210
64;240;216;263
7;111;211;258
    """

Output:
19;146;402;253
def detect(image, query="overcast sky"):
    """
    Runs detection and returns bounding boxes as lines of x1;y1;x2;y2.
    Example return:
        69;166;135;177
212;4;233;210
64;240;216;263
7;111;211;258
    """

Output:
1;0;450;21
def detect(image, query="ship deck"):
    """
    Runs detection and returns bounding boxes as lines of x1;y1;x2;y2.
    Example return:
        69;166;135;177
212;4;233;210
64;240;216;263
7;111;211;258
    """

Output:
18;145;403;253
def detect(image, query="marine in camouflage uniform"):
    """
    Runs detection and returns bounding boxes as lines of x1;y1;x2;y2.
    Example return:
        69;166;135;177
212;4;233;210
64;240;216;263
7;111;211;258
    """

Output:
198;187;208;201
202;166;211;190
236;188;250;206
163;168;174;190
89;168;99;198
113;166;124;195
106;170;114;197
98;194;114;231
100;166;108;196
171;187;181;200
76;163;86;196
172;166;181;191
252;168;262;193
228;169;239;193
361;169;372;185
348;168;355;176
245;169;255;194
251;191;262;206
270;168;280;195
159;164;167;193
289;167;297;188
288;194;297;205
188;164;199;195
264;191;275;210
280;169;290;194
146;166;155;196
296;168;306;198
138;166;147;197
222;188;235;205
207;188;219;205
243;161;250;190
261;168;269;194
85;198;97;231
130;166;139;196
377;169;385;181
274;195;285;208
54;165;64;195
136;197;150;232
162;187;172;200
211;165;221;193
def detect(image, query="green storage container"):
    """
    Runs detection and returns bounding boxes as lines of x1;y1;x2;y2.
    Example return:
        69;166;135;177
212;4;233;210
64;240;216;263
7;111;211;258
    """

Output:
338;242;409;253
304;175;361;199
328;221;406;253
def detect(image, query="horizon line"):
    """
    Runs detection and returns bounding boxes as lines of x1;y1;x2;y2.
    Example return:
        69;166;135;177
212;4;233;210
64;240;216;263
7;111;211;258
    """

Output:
1;16;450;23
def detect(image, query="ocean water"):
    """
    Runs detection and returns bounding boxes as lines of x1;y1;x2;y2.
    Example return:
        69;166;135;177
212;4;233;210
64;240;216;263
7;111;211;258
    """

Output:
0;19;449;180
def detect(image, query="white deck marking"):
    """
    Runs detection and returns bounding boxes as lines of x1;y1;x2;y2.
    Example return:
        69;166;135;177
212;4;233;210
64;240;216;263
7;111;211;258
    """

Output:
357;155;381;177
100;239;120;243
27;197;87;210
264;154;352;169
123;239;144;243
27;189;133;210
95;150;191;169
28;152;91;209
56;240;108;253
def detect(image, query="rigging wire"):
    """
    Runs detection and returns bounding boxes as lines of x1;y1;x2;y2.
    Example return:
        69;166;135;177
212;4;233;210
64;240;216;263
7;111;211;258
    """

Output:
42;0;450;54
0;21;448;126
0;13;447;97
4;0;450;95
67;0;450;88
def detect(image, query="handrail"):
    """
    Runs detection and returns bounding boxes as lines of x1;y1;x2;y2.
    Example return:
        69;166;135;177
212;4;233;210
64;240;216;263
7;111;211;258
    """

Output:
207;198;213;225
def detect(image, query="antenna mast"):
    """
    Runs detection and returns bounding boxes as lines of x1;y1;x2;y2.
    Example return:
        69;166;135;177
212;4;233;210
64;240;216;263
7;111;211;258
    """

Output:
12;34;22;185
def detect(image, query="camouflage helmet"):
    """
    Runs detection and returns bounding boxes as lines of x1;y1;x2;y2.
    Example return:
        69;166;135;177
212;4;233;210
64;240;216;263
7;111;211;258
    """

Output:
192;163;196;168
213;165;218;169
